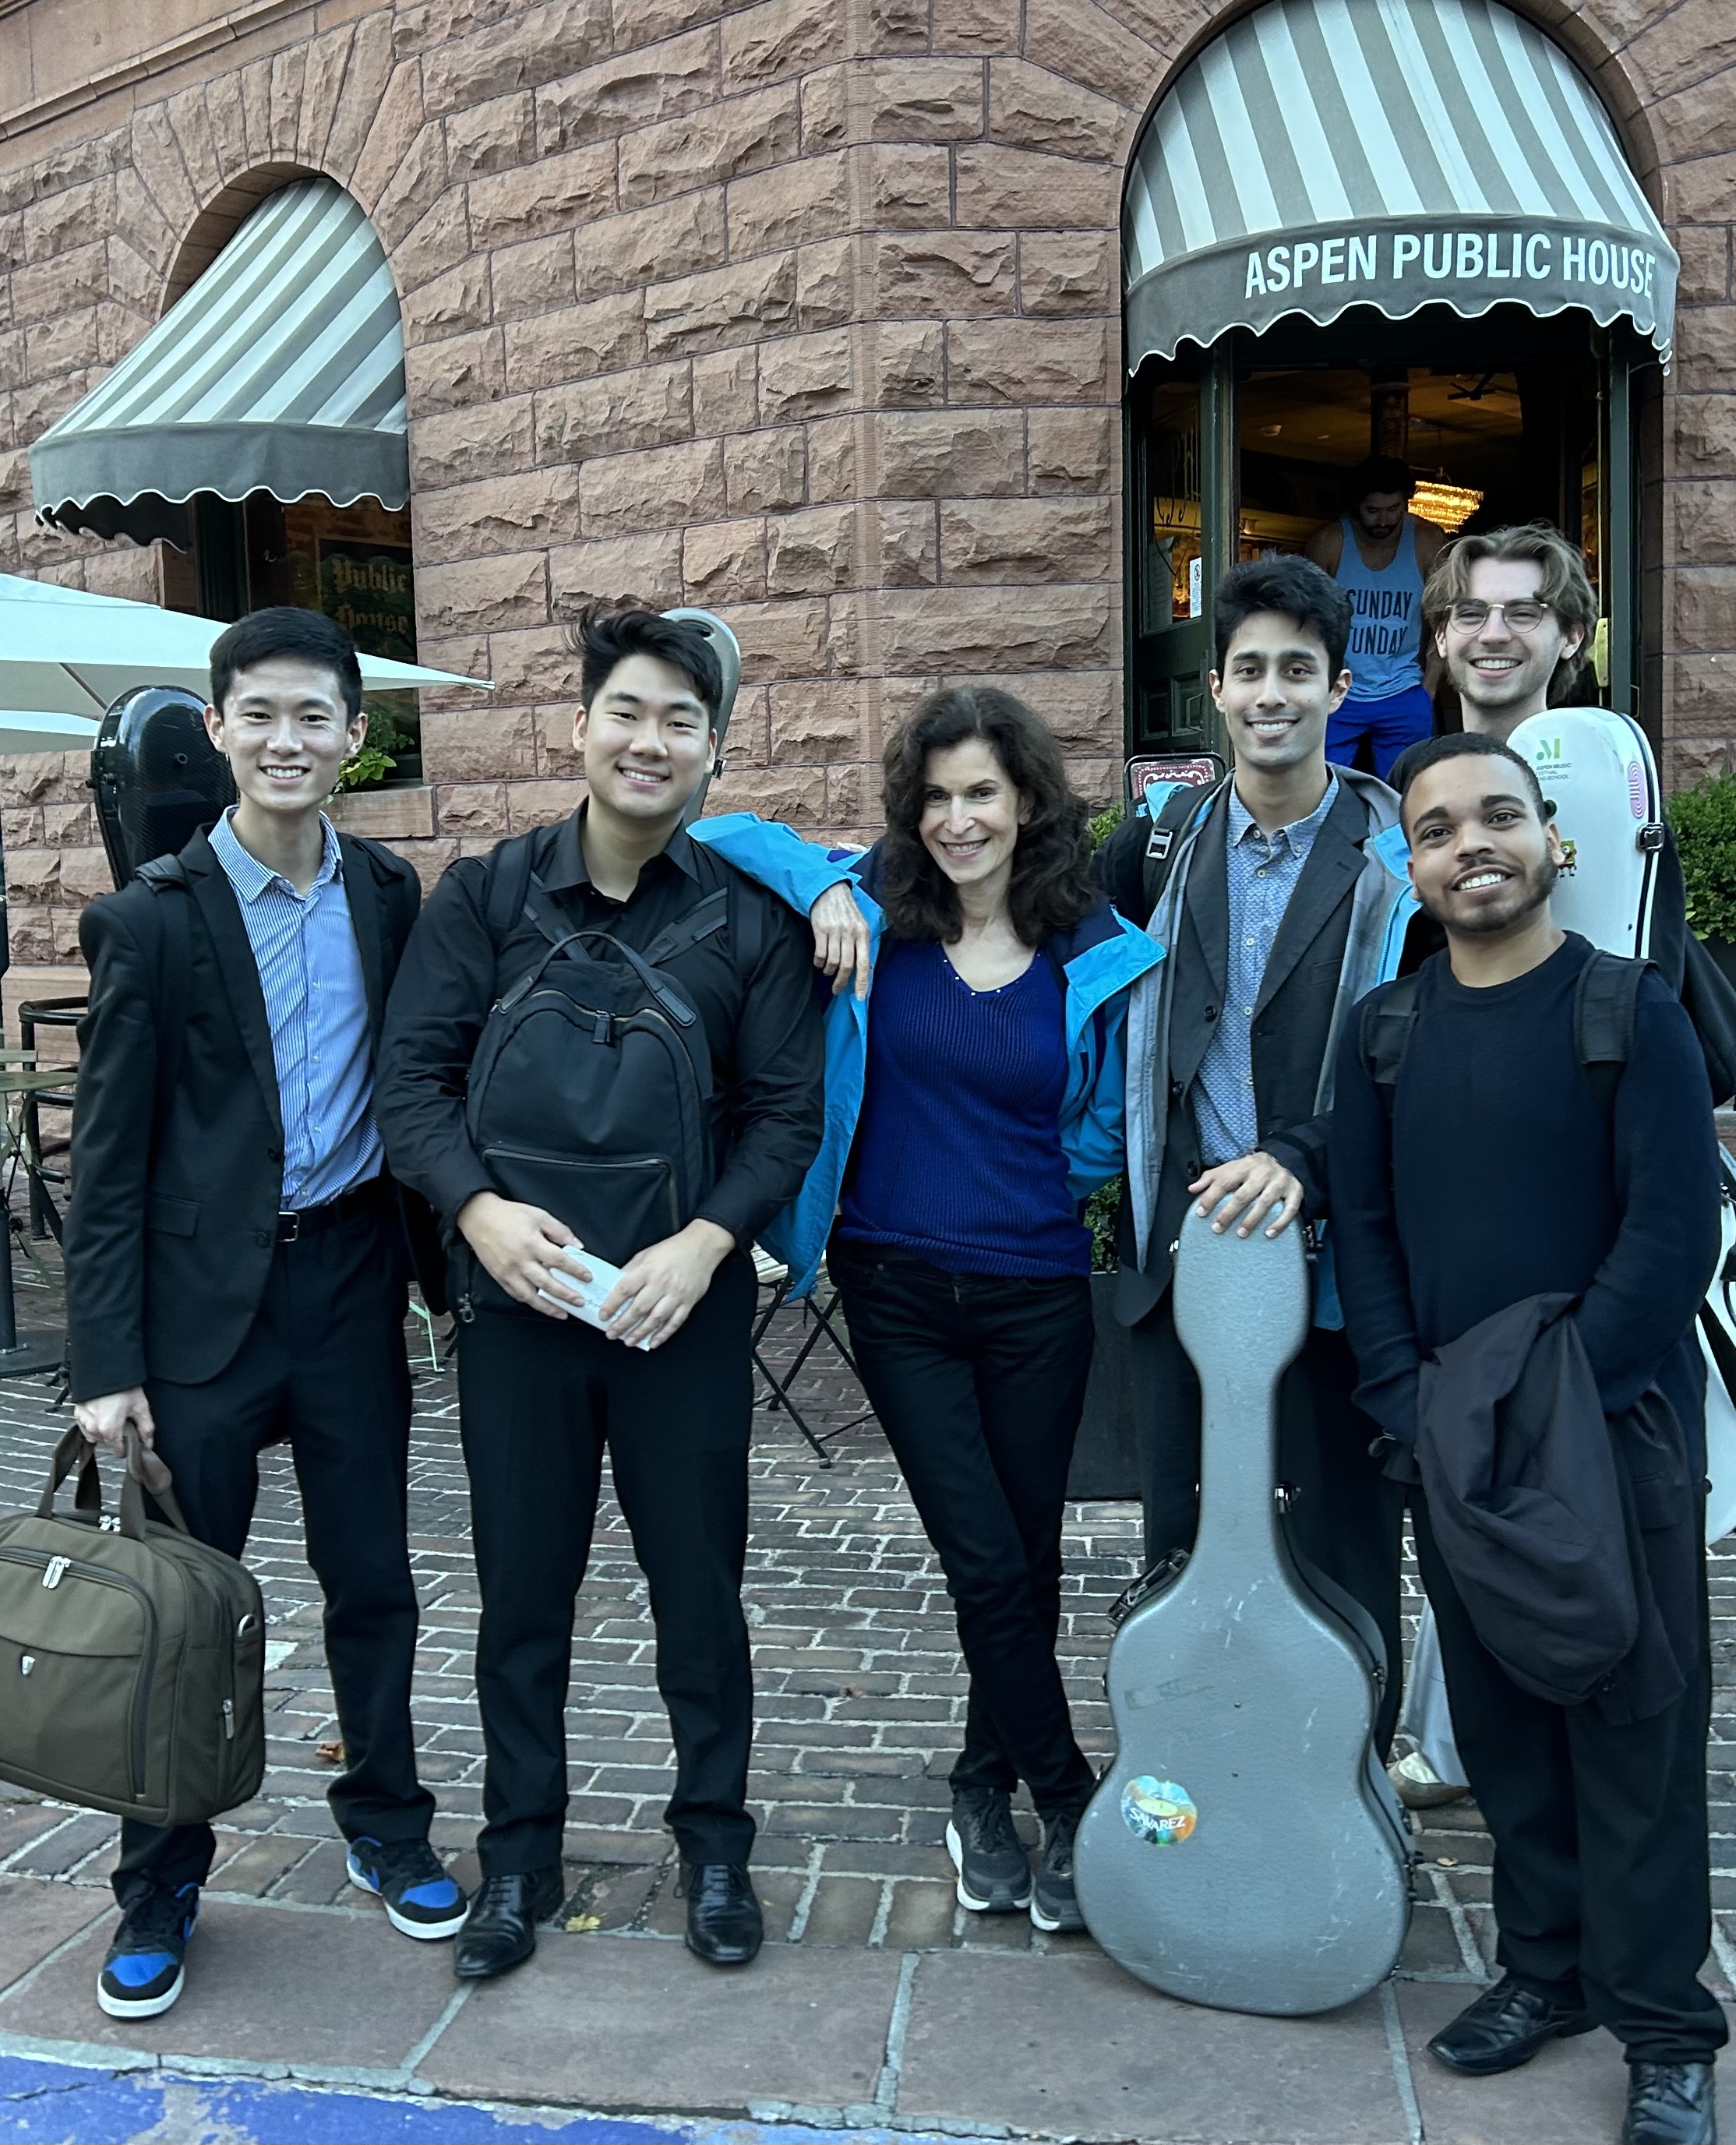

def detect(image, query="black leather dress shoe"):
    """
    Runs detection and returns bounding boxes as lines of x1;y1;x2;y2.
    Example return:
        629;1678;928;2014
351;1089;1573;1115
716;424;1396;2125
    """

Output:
1427;1976;1597;2076
453;1865;565;1981
680;1862;763;1967
1623;2062;1717;2145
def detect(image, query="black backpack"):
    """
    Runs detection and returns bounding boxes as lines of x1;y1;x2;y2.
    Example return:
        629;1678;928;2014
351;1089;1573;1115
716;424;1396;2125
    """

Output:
458;829;756;1307
1358;948;1648;1118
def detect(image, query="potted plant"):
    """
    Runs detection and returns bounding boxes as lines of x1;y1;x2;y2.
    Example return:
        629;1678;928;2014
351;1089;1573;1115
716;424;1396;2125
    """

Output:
1667;768;1736;989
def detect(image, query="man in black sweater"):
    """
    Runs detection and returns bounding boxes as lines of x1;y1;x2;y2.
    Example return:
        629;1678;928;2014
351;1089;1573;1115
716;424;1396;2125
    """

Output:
1329;732;1723;2145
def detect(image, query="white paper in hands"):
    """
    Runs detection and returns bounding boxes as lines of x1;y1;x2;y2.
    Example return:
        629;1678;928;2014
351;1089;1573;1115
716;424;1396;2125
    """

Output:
536;1246;652;1350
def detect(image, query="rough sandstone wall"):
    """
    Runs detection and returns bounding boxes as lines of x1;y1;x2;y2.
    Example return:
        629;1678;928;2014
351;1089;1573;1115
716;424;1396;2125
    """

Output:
0;0;1731;976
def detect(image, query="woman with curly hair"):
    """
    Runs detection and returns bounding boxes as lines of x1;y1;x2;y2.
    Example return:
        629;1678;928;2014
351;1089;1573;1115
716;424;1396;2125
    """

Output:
694;686;1160;1935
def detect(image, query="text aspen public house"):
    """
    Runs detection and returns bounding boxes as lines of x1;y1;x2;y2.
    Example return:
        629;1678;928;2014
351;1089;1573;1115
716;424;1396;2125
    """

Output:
1244;229;1657;297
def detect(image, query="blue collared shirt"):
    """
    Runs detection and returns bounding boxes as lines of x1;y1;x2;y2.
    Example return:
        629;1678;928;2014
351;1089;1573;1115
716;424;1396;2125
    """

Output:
1191;774;1339;1167
208;808;381;1209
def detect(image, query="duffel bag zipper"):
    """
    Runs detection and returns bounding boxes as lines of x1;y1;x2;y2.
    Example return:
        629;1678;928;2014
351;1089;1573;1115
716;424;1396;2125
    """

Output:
0;1546;160;1797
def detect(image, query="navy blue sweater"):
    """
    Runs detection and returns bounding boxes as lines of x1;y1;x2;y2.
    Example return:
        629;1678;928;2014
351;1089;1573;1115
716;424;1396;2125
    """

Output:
1328;934;1720;1464
837;935;1091;1279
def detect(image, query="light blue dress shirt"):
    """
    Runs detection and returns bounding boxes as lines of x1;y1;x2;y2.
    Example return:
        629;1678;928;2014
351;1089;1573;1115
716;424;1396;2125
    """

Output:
208;808;382;1209
1191;774;1339;1167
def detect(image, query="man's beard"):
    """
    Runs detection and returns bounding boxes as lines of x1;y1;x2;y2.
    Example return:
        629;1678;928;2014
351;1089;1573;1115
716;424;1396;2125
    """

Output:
1419;852;1558;937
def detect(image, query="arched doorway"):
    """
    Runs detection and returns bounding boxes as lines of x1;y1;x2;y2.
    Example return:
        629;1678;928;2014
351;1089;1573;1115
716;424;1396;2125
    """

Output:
1120;0;1674;767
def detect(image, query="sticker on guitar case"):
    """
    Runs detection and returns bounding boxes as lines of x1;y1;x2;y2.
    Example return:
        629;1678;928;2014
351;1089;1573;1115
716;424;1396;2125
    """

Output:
1122;1776;1197;1846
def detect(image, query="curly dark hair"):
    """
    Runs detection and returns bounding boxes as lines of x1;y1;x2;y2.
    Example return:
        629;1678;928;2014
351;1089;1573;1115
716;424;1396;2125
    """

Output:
878;686;1097;947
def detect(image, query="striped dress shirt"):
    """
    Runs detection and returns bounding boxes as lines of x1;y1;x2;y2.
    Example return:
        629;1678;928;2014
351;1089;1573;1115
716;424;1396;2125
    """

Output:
208;808;382;1210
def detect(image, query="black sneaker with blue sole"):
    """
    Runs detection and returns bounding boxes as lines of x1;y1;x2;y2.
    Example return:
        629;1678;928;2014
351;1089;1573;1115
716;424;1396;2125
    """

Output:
98;1882;199;2019
346;1837;469;1939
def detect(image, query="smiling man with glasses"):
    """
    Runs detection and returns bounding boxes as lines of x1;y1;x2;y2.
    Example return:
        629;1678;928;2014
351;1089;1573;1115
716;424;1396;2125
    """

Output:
1424;523;1593;745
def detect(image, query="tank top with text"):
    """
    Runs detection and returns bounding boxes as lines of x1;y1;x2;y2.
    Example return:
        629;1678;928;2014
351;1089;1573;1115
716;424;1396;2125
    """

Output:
1336;513;1424;703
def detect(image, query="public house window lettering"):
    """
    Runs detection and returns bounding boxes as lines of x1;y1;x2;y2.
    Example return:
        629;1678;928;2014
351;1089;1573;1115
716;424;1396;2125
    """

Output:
1245;231;1660;297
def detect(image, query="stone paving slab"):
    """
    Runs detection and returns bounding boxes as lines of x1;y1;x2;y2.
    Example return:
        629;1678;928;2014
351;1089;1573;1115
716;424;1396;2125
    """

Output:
894;1949;1410;2143
418;1932;904;2115
0;1893;459;2072
0;1872;108;1996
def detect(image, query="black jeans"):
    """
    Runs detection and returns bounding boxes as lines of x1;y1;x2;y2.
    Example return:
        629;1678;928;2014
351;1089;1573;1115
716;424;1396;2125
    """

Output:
115;1195;431;1909
831;1244;1096;1820
1414;1494;1727;2065
457;1254;757;1875
1128;1288;1406;1757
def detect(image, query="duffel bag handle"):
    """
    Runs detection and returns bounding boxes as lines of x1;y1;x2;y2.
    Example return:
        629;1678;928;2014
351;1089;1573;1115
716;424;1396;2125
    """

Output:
37;1424;192;1538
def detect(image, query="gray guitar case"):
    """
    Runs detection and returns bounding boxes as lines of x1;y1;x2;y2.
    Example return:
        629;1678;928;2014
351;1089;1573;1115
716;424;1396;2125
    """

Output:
1074;1208;1413;2015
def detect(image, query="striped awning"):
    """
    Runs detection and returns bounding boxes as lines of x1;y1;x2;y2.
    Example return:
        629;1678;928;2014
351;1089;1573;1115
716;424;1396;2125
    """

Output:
1124;0;1678;370
30;179;408;545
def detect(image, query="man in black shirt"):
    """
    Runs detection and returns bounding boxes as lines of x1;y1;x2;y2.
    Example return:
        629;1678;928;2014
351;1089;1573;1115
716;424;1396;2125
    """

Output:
1330;732;1723;2145
378;609;824;1980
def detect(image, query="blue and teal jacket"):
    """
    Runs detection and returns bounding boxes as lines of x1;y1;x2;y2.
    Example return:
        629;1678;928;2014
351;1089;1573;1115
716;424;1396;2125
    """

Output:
692;813;1165;1297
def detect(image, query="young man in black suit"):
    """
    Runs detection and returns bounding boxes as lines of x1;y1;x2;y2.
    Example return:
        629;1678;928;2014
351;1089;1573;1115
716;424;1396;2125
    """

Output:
66;609;464;2022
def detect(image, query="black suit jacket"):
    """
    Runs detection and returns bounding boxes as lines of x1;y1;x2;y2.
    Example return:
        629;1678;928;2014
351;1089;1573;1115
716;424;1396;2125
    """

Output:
65;825;436;1401
1099;781;1378;1322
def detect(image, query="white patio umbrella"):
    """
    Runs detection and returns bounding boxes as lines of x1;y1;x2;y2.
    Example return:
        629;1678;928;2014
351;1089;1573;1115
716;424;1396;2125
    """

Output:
0;709;101;756
0;573;492;718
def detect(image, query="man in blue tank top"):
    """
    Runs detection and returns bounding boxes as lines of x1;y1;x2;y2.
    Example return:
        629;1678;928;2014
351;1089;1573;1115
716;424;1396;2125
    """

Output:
1305;456;1445;778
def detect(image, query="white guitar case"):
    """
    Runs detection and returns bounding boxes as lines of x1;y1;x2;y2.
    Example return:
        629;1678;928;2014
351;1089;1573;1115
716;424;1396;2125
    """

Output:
1505;706;1663;961
1074;1210;1413;2014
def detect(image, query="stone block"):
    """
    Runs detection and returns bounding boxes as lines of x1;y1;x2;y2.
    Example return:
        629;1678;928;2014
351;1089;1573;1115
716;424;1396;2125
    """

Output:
988;58;1129;159
722;0;846;91
728;597;831;681
509;779;587;830
867;321;945;407
581;437;726;534
800;63;848;150
1674;565;1736;648
824;760;867;824
693;346;760;434
873;231;1018;317
295;28;353;171
866;146;952;228
876;411;1025;498
574;192;728;300
325;785;438;841
535;362;693;464
1666;651;1736;732
806;416;857;503
395;190;476;294
404;324;506;412
5;847;57;900
797;236;862;330
868;0;928;53
1677;228;1732;307
417;550;549;633
422;706;539;782
877;499;939;585
6;806;46;846
403;256;492;340
411;399;538;493
1017;229;1116;316
268;48;308;160
1626;0;1736;104
610;0;726;44
954;144;1120;228
503;296;645;391
947;317;1110;405
758;327;854;423
393;0;520;54
438;781;511;837
469;143;616;247
1661;152;1736;228
113;169;174;280
1650;75;1736;167
684;517;768;602
878;584;1112;669
1672;395;1736;478
129;104;197;235
11;243;107;325
618;83;801;210
422;0;612;116
446;94;537;181
533;28;720;153
729;152;851;256
349;61;425;212
1676;305;1736;396
724;764;828;822
490;232;577;320
724;427;807;513
324;12;399;182
0;1876;109;1998
933;0;1020;48
1674;480;1736;564
23;177;115;263
1029;407;1113;494
486;627;589;705
549;530;686;612
718;682;769;765
865;57;986;140
939;496;1112;583
537;706;586;771
767;678;865;759
643;252;797;357
416;467;581;563
1021;0;1156;104
58;846;115;900
767;503;857;594
969;665;1118;750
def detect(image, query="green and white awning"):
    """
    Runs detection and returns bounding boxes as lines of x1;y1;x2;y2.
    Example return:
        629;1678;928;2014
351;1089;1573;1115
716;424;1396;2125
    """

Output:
1124;0;1678;369
30;179;408;544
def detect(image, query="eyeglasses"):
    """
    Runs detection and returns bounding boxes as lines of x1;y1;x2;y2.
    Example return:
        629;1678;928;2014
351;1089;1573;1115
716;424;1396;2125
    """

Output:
1446;599;1554;634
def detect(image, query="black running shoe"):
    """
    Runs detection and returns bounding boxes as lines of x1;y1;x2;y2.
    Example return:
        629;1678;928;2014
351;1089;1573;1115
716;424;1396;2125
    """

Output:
1030;1808;1085;1934
945;1787;1032;1914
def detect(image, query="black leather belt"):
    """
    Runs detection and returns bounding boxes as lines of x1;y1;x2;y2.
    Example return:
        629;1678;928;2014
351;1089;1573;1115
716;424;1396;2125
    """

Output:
277;1177;387;1244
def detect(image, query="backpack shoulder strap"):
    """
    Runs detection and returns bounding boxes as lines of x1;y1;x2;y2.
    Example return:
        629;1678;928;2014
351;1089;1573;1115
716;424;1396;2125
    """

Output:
135;856;192;1154
482;827;549;945
1140;781;1209;916
1574;950;1648;1113
1357;972;1424;1120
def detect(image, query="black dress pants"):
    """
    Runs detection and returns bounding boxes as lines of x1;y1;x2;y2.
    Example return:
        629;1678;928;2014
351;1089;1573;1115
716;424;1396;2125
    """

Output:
457;1254;757;1875
1413;1494;1726;2065
115;1194;431;1909
831;1246;1097;1821
1128;1287;1406;1756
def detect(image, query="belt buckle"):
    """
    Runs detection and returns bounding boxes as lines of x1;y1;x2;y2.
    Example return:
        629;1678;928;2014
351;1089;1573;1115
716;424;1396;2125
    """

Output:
278;1211;300;1244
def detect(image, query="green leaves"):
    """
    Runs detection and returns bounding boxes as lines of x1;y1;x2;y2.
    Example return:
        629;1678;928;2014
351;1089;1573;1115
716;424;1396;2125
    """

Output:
1667;771;1736;943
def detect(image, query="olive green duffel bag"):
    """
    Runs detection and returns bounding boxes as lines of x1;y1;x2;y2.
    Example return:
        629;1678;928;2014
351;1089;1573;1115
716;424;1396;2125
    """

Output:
0;1425;265;1826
